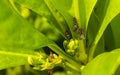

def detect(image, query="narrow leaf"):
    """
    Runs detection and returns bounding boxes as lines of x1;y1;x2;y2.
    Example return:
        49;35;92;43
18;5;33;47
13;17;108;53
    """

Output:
89;0;120;60
110;14;120;48
88;12;104;57
78;0;97;30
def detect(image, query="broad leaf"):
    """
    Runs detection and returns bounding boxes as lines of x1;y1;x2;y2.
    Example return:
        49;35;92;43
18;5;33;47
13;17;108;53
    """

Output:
0;49;38;70
0;0;53;50
82;49;120;75
0;0;81;70
0;0;53;69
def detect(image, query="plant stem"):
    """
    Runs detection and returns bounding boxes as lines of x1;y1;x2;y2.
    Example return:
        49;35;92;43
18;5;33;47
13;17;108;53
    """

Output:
88;44;96;61
78;40;87;64
48;44;81;71
65;62;81;72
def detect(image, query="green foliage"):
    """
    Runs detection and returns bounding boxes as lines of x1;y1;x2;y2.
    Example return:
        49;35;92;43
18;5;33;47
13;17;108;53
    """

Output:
1;0;120;75
82;49;120;75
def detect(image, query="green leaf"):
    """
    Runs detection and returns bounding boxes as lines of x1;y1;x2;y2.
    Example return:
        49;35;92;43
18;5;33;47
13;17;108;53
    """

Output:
0;0;53;50
104;25;115;51
110;14;120;48
50;0;75;38
13;0;67;37
82;49;120;75
0;0;81;70
78;0;97;30
0;0;54;69
87;12;104;57
94;0;109;22
89;0;120;61
0;49;38;70
51;0;97;37
114;66;120;75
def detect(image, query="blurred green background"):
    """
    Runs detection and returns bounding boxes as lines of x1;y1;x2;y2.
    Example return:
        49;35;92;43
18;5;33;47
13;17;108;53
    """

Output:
0;0;66;75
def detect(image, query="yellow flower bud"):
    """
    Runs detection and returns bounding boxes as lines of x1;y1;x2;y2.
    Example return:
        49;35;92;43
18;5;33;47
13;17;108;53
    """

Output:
68;39;75;49
28;56;34;65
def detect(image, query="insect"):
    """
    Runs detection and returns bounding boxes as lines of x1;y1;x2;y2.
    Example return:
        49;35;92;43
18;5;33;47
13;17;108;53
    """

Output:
65;30;71;39
79;28;85;40
73;17;81;33
72;17;85;40
73;17;79;32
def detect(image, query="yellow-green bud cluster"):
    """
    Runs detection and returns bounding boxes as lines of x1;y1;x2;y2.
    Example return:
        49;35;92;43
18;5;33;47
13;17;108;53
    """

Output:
63;39;79;56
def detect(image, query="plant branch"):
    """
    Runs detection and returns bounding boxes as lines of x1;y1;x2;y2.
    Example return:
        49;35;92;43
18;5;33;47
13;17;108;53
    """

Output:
48;44;81;71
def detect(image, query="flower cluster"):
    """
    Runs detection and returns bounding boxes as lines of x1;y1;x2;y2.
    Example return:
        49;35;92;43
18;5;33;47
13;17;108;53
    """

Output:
63;39;79;56
28;52;62;71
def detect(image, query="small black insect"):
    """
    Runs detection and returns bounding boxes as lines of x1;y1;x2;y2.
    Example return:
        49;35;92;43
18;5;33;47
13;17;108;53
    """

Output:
72;17;85;40
73;17;79;31
65;30;71;39
73;17;78;25
79;28;85;40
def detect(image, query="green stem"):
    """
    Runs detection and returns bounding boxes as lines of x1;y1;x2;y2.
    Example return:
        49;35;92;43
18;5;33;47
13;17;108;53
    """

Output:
65;62;81;72
78;40;87;64
88;44;96;61
48;44;81;71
